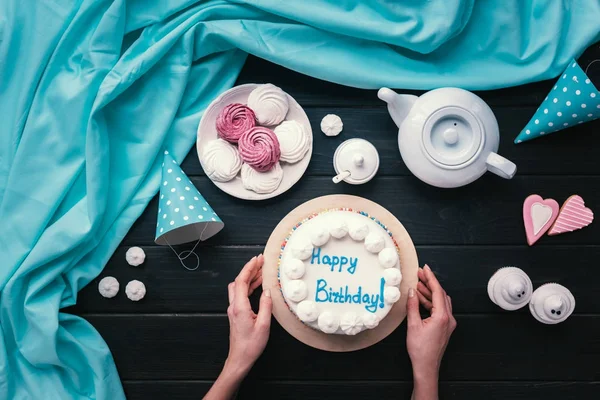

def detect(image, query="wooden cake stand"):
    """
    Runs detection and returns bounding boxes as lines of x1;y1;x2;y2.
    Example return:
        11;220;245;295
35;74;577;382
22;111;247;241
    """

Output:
262;194;419;352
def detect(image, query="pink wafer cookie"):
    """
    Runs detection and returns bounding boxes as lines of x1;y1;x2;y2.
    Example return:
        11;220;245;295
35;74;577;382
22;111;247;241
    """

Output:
549;195;594;235
216;103;256;144
238;126;281;172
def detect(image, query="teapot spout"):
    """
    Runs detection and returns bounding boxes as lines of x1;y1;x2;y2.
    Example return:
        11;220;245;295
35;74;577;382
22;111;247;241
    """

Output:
377;88;418;129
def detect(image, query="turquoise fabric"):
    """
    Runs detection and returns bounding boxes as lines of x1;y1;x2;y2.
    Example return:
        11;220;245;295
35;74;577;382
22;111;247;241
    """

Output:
1;0;599;398
515;59;600;143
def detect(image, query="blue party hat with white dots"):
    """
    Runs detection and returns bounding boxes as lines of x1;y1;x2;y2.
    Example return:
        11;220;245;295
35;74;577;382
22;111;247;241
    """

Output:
155;151;224;246
515;59;600;144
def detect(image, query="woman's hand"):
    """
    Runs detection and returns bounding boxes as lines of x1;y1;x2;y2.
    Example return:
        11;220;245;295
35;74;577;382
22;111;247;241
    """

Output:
406;265;457;400
204;255;272;400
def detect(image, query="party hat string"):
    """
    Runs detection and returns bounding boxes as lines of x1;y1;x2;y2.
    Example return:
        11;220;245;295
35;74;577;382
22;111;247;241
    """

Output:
164;223;209;271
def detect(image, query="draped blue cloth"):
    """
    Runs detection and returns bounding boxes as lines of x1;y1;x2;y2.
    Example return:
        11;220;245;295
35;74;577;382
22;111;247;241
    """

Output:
1;0;599;398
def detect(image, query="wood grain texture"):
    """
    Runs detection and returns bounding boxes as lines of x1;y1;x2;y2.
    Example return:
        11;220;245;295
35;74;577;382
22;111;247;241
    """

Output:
82;314;600;381
68;245;600;314
122;380;600;400
123;176;600;246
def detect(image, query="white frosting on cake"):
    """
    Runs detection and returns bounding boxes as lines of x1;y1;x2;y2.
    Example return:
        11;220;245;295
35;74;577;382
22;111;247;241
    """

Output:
378;247;399;269
340;312;363;335
202;139;242;182
241;162;283;194
274;120;311;163
364;232;385;253
247;83;289;126
330;219;349;239
283;280;308;302
283;258;306;279
317;311;340;333
279;210;402;335
297;300;319;322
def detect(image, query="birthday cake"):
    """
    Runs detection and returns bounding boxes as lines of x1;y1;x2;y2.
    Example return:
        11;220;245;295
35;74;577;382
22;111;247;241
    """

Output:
278;208;402;335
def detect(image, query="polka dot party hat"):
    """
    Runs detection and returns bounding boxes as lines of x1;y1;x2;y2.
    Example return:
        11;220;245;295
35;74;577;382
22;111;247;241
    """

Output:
155;151;224;246
515;59;600;144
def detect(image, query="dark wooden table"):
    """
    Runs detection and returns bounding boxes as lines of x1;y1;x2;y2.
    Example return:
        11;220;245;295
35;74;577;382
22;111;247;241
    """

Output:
70;45;600;399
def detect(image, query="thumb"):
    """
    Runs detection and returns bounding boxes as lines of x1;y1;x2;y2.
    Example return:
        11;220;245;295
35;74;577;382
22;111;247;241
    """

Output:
256;289;273;330
406;288;422;329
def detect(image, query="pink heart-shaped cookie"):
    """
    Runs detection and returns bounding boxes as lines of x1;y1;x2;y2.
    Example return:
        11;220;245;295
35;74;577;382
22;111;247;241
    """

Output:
549;195;594;236
523;195;559;246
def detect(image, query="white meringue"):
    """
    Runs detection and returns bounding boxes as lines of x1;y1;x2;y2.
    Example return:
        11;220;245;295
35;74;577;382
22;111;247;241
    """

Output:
378;247;399;268
364;232;385;253
291;237;314;260
320;114;343;137
310;226;330;247
329;219;348;239
348;221;369;241
297;301;320;322
125;280;146;301
362;313;380;329
383;268;402;286
283;258;306;279
240;162;283;194
384;286;400;304
98;276;119;298
247;83;289;126
274;120;311;164
318;311;340;334
202;139;242;182
125;246;145;266
340;312;363;335
283;280;308;302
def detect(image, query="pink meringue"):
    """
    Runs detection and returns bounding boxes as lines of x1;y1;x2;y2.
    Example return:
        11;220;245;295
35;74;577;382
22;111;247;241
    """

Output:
238;126;281;172
216;103;256;143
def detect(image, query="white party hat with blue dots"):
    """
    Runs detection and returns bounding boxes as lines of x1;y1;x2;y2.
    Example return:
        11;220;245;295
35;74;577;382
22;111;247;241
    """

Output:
515;59;600;144
155;151;224;246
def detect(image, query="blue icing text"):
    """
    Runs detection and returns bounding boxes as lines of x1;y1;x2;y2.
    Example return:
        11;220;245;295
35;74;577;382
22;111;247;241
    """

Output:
311;247;358;274
315;277;386;313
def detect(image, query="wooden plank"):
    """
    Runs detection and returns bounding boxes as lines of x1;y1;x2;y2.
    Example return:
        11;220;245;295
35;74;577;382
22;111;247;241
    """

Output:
68;245;600;315
122;380;600;400
123;176;600;246
183;107;600;177
81;314;600;381
235;40;600;108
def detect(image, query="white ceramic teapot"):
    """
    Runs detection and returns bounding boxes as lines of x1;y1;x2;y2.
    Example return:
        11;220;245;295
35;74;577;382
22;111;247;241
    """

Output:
378;87;517;188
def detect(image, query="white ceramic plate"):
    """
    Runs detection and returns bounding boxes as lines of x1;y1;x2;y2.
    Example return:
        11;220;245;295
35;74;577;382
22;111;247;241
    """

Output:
197;84;313;200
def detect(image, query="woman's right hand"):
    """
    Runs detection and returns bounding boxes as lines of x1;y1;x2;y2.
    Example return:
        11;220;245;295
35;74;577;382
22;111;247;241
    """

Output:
406;265;457;400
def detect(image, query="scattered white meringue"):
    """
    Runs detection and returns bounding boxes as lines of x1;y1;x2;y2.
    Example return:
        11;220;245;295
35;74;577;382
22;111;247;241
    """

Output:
283;258;306;279
340;312;364;335
297;300;320;322
284;280;308;302
320;114;343;137
247;83;289;126
318;311;340;334
274;120;311;164
362;313;380;329
98;277;119;298
291;237;314;260
125;247;146;266
348;221;369;241
240;162;283;194
378;247;399;268
384;286;400;304
310;226;330;247
329;218;349;239
364;232;385;253
383;268;403;286
202;139;242;182
126;280;146;301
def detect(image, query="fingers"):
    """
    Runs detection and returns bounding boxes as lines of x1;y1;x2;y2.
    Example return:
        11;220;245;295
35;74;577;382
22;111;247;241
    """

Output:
256;289;273;331
446;295;457;331
417;281;432;300
234;256;261;311
446;295;453;314
228;282;235;305
422;265;447;317
417;291;433;311
406;288;422;328
249;273;263;295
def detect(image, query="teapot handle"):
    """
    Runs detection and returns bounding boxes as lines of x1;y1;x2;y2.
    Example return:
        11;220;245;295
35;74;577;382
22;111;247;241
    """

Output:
486;153;517;179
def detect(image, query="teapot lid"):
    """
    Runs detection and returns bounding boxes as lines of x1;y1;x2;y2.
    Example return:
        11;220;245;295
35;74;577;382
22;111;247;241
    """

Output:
422;106;484;168
333;139;379;184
